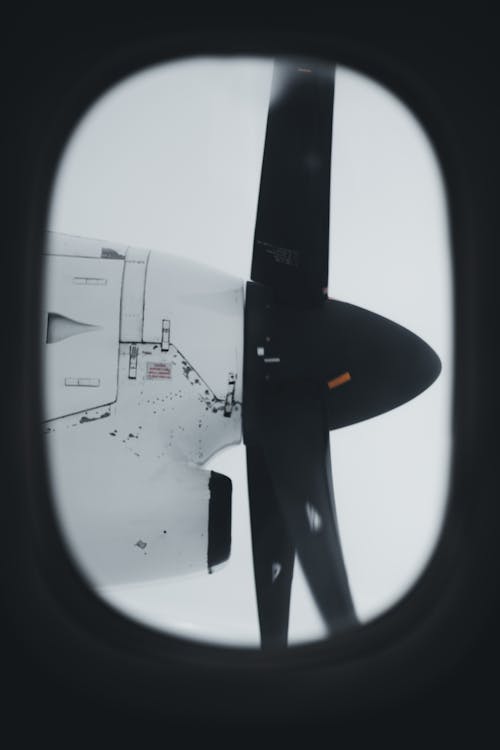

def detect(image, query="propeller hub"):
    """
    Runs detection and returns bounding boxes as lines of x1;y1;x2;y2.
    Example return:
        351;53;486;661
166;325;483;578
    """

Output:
243;281;441;440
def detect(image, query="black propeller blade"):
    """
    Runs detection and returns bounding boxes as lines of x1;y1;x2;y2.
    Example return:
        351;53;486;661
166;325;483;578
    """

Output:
249;388;357;641
246;59;344;648
251;60;335;307
246;445;295;649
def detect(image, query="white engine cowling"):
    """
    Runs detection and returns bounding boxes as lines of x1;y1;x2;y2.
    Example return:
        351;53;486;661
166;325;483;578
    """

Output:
42;232;243;587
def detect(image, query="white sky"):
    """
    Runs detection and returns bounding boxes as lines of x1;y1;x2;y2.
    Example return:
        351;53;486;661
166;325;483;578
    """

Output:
47;56;453;647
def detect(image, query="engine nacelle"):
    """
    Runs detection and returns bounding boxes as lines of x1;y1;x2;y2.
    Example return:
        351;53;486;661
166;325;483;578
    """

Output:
42;232;243;587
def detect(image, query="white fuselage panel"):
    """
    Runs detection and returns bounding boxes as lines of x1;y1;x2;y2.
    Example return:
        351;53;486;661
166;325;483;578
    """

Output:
43;254;123;419
142;251;244;406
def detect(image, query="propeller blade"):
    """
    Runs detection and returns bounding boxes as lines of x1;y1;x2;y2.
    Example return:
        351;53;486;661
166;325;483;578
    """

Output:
251;60;335;307
252;387;357;635
246;444;295;648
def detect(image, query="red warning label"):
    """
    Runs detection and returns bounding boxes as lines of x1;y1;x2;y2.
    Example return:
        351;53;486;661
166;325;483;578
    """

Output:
146;361;171;379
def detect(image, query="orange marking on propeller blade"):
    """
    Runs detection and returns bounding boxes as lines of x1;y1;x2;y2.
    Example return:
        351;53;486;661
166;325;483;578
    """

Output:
327;371;351;390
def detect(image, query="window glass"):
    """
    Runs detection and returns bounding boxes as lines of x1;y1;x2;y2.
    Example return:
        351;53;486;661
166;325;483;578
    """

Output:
43;56;452;647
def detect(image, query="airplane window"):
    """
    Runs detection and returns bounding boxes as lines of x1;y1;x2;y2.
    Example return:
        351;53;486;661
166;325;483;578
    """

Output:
42;56;452;648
